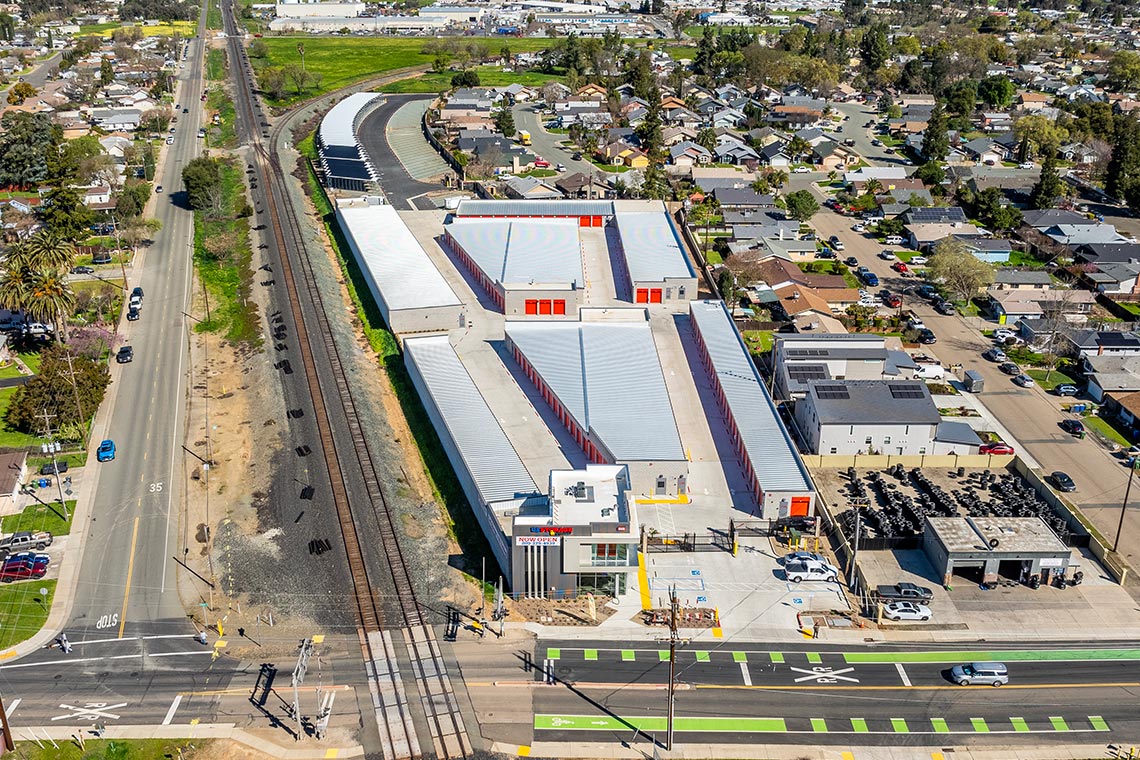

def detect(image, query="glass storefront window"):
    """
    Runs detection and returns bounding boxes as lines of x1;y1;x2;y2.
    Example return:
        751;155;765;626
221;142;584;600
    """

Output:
591;543;629;566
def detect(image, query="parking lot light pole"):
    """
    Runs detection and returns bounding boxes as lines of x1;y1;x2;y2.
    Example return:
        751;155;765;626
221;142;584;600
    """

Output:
1113;459;1138;553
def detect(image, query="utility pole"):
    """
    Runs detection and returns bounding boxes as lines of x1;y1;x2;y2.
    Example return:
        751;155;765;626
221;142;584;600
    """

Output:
37;409;67;520
1114;458;1138;553
291;638;312;741
654;586;686;751
0;693;14;753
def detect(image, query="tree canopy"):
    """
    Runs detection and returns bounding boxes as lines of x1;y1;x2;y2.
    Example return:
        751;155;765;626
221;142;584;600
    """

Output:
928;238;994;302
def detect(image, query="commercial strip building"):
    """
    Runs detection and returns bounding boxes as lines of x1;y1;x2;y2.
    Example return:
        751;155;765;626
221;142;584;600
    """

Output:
315;92;383;191
772;334;919;400
923;516;1072;586
335;197;464;335
793;380;982;456
505;308;689;499
442;217;583;318
689;300;816;519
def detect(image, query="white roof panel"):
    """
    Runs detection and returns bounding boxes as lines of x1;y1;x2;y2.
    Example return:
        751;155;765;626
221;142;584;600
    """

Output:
446;218;582;286
336;201;461;313
613;211;695;283
319;92;383;149
689;300;814;494
507;317;685;462
404;336;538;504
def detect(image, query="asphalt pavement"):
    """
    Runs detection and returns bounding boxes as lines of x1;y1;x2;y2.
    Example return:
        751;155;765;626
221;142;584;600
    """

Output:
355;94;442;208
513;104;597;177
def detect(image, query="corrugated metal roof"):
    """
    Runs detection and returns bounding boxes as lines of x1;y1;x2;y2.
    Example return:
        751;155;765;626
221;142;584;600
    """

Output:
336;201;462;313
689;300;813;494
614;211;696;283
446;218;582;286
319;92;383;149
454;199;614;217
507;317;685;462
404;336;538;504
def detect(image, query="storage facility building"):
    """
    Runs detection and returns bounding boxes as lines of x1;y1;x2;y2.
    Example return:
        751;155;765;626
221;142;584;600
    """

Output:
612;203;698;307
689;300;816;519
335;197;464;335
316;92;383;191
443;217;583;318
505;308;689;498
452;199;612;226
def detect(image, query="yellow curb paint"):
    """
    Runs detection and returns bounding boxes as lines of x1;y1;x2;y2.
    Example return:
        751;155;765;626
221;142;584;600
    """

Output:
0;650;17;661
841;752;855;760
637;551;652;611
712;628;723;638
313;634;325;644
518;746;531;756
323;751;339;759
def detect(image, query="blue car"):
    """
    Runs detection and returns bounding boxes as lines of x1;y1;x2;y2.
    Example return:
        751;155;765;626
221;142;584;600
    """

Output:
97;439;116;462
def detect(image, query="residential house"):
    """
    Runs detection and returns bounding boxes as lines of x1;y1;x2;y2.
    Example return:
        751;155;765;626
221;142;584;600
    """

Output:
987;287;1096;324
669;141;712;167
663;107;702;130
956;236;1014;263
907;222;981;252
503;176;562;200
574;83;607;101
904;207;968;225
1086;261;1140;294
962;137;1005;165
554;172;610;199
81;184;113;208
793;380;981;456
714;187;775;210
1074;242;1140;266
1102;391;1140;438
979;112;1014;132
661;126;697;146
91;107;141;131
759;141;792;168
711;107;747;129
715;138;759;165
1059;142;1099;165
730;218;800;241
1069;329;1140;360
992;270;1053;291
1042;223;1131;247
1085;356;1140;402
1017;92;1051;111
768;104;824;128
757;237;820;262
811;140;857;170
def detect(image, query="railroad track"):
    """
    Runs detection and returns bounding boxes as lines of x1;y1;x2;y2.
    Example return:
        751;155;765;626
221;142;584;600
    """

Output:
218;8;470;758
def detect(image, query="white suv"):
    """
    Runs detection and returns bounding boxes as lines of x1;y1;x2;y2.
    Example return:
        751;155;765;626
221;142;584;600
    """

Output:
785;559;840;583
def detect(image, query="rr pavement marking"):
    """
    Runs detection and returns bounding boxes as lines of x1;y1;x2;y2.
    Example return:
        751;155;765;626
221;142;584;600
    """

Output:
695;651;710;662
971;718;989;733
891;718;909;733
1050;716;1069;731
770;652;785;664
162;695;182;725
546;649;560;660
739;662;751;686
895;663;911;686
621;650;634;661
1090;716;1109;731
811;718;827;732
1011;717;1029;732
851;718;868;733
117;515;140;639
806;652;822;664
733;652;747;663
584;649;597;661
658;650;670;662
931;718;949;733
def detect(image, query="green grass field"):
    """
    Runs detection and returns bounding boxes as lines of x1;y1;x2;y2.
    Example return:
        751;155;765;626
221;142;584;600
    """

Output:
12;738;214;760
0;578;54;651
0;386;43;450
258;37;557;104
1026;367;1080;391
382;66;566;94
1084;414;1133;447
1;501;76;537
206;47;227;81
206;88;237;149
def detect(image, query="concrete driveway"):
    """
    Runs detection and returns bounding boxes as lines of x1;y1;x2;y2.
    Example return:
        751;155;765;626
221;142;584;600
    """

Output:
814;207;1140;572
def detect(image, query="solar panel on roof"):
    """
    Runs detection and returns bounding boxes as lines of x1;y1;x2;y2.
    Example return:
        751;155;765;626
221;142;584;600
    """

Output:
788;366;827;381
814;385;850;400
888;383;925;399
909;207;967;223
787;348;826;357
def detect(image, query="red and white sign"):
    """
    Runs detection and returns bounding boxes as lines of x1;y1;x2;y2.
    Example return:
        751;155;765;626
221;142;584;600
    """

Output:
516;536;561;547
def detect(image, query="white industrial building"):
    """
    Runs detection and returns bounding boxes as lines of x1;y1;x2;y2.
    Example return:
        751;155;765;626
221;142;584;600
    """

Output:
612;202;698;308
689;300;817;520
335;197;464;335
443;217;584;318
269;14;450;31
772;333;919;400
793;380;982;456
274;0;365;18
316;92;382;191
505;308;689;499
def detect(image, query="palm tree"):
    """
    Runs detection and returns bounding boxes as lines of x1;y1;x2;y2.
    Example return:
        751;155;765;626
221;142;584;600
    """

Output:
25;271;74;342
765;168;789;196
23;230;77;272
787;136;811;163
0;257;33;313
864;178;884;196
751;176;771;194
696;127;717;152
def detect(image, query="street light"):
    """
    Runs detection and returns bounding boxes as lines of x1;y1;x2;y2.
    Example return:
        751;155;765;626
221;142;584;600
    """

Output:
1113;455;1139;553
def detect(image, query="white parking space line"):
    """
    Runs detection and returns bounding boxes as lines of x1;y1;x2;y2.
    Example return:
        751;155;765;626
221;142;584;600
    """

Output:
162;695;182;725
148;651;213;658
739;662;752;687
895;663;912;687
7;698;20;716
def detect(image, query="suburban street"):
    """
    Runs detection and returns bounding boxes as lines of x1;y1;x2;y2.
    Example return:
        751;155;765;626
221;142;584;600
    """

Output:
808;208;1140;572
528;639;1139;746
513;103;597;176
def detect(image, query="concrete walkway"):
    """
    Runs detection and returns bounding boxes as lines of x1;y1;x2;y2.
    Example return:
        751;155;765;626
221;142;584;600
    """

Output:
385;99;449;181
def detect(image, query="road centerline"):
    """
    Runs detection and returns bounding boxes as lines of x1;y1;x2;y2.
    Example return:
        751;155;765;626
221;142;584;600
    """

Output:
117;515;141;639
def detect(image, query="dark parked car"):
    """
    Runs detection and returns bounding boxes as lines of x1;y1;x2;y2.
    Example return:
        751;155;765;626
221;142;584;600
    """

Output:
998;362;1021;376
1060;419;1085;435
1054;384;1079;396
70;266;94;275
917;328;937;344
127;307;140;321
934;300;957;315
1050;471;1077;492
116;345;133;364
131;286;144;300
845;256;859;267
916;284;938;299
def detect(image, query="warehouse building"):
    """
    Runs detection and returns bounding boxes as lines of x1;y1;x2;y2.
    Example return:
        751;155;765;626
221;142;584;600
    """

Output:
793;380;981;456
335;197;464;335
689;300;816;519
443;217;583;318
505;308;689;498
923;516;1072;586
511;464;640;597
316;92;383;191
772;334;919;400
612;203;698;307
452;199;612;226
403;336;544;580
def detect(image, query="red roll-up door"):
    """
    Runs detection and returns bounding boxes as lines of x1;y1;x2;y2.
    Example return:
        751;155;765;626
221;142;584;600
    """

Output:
539;300;553;315
592;215;603;227
525;300;538;315
649;288;663;303
553;300;566;315
790;497;811;516
636;289;649;303
579;216;590;227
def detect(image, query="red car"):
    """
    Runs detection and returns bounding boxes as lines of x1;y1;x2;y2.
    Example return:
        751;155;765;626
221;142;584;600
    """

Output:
883;294;902;308
533;158;550;168
980;442;1015;455
0;563;46;583
892;262;910;274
